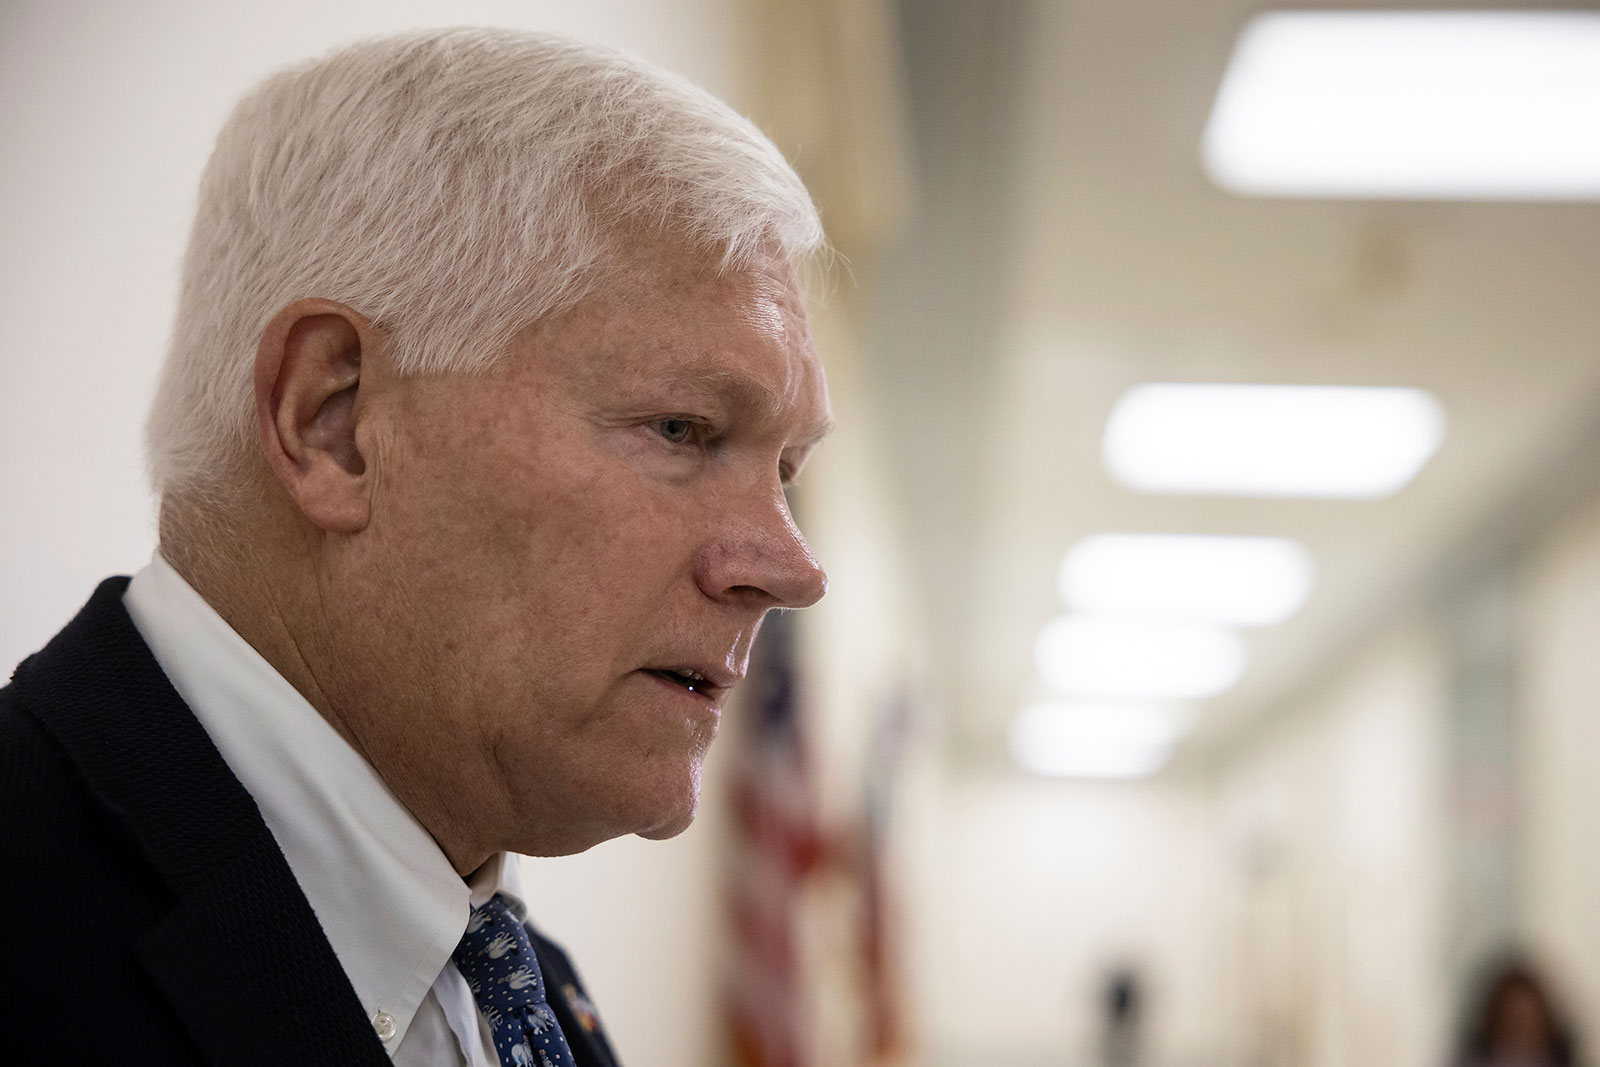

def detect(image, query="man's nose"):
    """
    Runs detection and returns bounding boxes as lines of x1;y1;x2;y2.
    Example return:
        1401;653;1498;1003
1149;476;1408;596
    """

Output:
697;487;827;610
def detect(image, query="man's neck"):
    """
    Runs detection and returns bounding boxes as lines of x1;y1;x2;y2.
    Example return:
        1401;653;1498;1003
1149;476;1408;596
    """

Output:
158;520;362;760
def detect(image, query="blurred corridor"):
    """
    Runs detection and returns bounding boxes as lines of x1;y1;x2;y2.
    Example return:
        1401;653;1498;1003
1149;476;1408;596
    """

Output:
4;1;1599;1064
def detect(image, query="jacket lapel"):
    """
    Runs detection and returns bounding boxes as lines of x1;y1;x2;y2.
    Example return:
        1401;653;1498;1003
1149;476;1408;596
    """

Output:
528;926;621;1067
18;578;391;1066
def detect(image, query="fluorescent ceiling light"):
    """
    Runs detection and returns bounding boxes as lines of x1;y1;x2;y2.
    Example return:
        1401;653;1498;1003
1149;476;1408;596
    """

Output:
1060;533;1315;626
1034;615;1247;700
1102;383;1446;498
1203;10;1600;200
1009;701;1196;779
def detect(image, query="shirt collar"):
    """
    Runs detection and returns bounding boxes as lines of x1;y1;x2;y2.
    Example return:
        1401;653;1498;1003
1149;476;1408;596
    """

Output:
123;552;527;1049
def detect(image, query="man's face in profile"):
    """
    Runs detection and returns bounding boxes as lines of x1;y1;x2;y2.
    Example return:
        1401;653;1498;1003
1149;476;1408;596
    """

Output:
325;238;830;860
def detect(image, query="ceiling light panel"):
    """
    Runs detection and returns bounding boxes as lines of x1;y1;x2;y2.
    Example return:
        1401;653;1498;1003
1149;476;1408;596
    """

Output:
1203;10;1600;200
1102;383;1446;498
1009;701;1197;779
1034;615;1248;700
1060;533;1315;626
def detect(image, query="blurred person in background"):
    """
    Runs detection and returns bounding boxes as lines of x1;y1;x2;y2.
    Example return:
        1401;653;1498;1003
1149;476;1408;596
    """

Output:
1455;958;1582;1067
0;27;829;1067
1099;966;1145;1067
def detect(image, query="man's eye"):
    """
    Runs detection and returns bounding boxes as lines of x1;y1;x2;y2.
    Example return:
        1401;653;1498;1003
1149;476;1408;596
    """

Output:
655;418;696;444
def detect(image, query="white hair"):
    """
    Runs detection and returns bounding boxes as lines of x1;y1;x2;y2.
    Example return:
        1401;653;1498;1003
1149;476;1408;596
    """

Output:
146;27;823;509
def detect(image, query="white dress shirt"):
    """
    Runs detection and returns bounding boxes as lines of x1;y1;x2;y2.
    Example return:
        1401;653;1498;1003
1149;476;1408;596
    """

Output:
124;553;514;1066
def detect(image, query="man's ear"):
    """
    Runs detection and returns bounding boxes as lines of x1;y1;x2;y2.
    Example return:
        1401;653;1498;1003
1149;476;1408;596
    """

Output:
254;298;380;534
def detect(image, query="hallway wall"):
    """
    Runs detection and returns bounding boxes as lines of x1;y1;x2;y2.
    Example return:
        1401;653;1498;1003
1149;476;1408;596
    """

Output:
1518;494;1600;1058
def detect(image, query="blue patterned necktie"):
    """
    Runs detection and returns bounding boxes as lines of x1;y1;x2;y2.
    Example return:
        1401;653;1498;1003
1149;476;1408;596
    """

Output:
453;894;579;1067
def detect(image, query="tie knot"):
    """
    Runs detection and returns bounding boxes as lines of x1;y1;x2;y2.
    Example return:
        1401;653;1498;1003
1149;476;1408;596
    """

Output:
462;896;522;951
452;895;578;1067
456;896;545;997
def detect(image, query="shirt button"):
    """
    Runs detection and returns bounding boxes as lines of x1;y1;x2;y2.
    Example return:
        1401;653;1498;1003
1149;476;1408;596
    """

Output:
372;1011;397;1042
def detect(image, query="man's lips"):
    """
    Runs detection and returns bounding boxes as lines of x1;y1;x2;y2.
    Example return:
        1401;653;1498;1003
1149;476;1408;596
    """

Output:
640;663;740;701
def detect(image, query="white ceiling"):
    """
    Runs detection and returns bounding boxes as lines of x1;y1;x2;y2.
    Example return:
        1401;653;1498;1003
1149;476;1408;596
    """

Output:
869;0;1600;771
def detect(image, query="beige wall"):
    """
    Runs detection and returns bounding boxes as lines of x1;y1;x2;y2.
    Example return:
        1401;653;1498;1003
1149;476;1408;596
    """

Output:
1517;495;1600;1058
1197;482;1600;1067
915;776;1227;1066
906;485;1600;1067
1212;619;1452;1067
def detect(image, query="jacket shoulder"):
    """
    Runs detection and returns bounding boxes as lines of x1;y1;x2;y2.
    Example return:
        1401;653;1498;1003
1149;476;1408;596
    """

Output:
0;675;156;882
2;581;390;1065
0;672;199;1061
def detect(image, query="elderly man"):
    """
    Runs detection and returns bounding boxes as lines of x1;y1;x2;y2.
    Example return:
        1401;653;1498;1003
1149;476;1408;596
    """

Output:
0;28;830;1067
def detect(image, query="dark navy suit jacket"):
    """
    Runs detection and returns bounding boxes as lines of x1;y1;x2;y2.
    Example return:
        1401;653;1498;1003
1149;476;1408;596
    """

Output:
0;578;621;1067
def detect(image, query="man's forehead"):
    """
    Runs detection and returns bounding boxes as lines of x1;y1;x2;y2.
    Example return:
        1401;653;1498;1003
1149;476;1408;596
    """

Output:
544;247;830;430
617;254;808;344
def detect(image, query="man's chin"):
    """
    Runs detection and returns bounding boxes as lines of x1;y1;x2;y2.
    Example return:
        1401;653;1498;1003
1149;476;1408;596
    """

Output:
636;821;689;842
634;797;698;841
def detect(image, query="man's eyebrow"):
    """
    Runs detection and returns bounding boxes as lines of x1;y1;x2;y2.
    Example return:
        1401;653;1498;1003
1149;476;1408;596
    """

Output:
790;417;836;449
660;367;779;415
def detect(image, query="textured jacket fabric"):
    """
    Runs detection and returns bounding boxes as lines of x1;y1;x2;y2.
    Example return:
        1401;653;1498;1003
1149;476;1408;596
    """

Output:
0;578;620;1067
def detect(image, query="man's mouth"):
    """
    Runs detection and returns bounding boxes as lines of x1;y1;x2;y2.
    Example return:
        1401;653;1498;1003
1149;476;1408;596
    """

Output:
640;661;742;701
644;667;710;693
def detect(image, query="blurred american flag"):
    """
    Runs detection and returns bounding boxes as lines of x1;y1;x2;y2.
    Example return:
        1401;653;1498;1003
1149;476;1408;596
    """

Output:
722;609;825;1067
